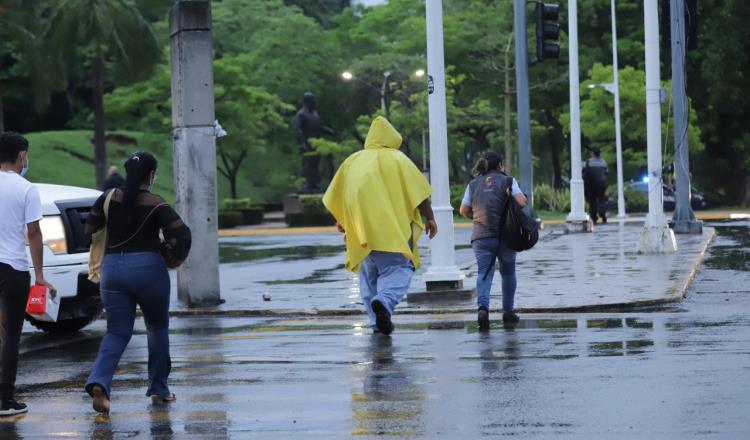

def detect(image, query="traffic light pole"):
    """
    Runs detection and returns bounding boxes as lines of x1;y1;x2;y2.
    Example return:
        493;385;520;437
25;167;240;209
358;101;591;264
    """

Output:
669;0;702;234
514;0;533;202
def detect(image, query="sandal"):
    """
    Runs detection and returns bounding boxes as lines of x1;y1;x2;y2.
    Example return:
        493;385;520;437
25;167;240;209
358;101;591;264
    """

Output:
91;385;110;414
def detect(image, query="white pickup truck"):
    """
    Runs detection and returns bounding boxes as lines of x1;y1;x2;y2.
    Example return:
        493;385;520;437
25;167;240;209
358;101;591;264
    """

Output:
27;183;103;333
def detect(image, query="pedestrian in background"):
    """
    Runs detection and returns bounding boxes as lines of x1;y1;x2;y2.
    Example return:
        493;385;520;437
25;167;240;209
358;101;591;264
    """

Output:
0;132;57;416
101;165;126;191
583;147;609;224
323;117;437;336
84;152;191;414
459;151;527;331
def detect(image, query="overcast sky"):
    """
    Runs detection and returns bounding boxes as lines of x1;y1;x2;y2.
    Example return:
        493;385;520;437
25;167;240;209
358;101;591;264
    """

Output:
352;0;388;6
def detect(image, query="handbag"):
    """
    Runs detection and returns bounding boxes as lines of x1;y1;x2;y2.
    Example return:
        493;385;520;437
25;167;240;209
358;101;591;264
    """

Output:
87;189;115;283
159;239;185;269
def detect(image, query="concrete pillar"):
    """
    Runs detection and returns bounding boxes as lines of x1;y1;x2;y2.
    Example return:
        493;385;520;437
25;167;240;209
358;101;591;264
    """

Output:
423;0;463;290
170;1;222;305
637;0;677;254
565;0;592;232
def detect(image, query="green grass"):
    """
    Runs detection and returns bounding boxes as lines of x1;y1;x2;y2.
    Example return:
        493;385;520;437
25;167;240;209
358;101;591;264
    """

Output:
24;130;277;205
25;130;177;202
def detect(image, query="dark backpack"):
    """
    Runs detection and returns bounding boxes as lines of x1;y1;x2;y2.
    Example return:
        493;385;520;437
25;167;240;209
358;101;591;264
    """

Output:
500;190;539;252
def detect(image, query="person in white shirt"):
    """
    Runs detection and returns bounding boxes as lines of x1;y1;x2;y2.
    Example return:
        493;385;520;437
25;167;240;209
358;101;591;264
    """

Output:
0;132;56;416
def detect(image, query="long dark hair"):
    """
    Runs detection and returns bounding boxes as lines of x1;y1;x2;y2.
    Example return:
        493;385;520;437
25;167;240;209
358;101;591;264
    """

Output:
472;151;503;176
123;151;157;220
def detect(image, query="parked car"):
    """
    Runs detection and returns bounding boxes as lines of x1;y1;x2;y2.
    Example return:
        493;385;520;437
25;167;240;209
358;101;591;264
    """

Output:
627;181;708;211
26;184;102;333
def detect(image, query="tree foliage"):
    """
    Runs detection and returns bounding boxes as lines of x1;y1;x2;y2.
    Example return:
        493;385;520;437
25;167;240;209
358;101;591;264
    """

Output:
2;0;749;205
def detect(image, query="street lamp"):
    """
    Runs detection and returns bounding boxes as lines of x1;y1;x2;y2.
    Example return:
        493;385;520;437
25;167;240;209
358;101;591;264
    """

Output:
588;80;626;219
341;69;427;119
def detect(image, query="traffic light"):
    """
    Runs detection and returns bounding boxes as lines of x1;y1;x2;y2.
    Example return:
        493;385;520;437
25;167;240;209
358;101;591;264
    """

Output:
535;2;561;61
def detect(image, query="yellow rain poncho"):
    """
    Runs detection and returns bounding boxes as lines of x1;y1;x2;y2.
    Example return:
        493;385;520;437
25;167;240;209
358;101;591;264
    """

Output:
323;117;432;272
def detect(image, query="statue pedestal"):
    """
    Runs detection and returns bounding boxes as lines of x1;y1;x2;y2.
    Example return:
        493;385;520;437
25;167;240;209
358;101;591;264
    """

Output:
282;193;302;215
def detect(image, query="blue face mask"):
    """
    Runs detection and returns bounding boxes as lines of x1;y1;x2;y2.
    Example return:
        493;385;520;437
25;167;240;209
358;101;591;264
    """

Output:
20;155;29;177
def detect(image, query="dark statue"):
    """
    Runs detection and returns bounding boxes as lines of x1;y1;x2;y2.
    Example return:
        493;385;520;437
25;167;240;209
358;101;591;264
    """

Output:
293;92;335;193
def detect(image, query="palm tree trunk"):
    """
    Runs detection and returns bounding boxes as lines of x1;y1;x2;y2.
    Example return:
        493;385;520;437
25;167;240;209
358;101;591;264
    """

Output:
92;51;106;188
0;94;5;133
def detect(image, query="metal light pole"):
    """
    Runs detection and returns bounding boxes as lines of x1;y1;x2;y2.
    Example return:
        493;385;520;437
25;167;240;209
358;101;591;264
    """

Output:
380;71;392;119
637;0;677;253
588;80;626;219
670;0;702;234
610;0;626;219
514;0;533;202
565;0;592;232
423;0;463;290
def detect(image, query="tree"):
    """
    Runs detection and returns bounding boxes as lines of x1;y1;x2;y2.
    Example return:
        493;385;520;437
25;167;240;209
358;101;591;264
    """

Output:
0;0;63;132
213;57;292;199
46;0;161;187
569;63;703;177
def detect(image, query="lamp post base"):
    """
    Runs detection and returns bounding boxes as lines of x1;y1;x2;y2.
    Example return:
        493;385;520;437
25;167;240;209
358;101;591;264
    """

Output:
565;219;594;233
670;219;703;234
637;225;677;254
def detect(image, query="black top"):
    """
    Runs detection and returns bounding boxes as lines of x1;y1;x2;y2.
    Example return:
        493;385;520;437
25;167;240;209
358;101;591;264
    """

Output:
86;189;191;259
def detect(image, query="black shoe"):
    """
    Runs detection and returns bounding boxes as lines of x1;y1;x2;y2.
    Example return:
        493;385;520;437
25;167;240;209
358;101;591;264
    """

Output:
601;215;607;224
371;299;394;336
502;311;520;326
477;307;490;332
0;399;28;417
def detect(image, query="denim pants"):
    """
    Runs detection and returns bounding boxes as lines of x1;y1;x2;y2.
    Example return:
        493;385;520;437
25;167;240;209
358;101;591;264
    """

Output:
0;263;30;401
473;237;517;311
359;251;415;329
86;252;171;399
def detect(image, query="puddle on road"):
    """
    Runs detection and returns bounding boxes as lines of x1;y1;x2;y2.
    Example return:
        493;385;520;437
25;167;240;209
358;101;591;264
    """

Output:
260;264;345;285
703;224;750;272
219;243;344;264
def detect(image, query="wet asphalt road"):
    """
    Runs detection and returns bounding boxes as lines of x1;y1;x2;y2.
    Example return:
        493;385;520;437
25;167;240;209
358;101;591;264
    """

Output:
3;221;749;439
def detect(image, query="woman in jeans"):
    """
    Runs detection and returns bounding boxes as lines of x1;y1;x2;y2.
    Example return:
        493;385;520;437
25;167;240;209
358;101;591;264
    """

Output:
84;152;191;413
459;151;527;331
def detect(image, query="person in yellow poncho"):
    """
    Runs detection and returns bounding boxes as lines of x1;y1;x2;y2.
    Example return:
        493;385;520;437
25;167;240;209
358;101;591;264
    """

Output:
323;117;437;335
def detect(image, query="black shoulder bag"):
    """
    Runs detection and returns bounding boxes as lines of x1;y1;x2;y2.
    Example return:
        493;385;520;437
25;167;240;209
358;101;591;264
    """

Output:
500;177;539;252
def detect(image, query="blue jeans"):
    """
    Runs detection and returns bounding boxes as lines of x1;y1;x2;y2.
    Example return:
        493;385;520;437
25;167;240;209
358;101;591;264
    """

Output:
473;237;517;311
359;251;415;329
86;252;171;399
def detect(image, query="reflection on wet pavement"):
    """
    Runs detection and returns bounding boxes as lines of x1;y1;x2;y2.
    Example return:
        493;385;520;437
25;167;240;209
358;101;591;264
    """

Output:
5;221;749;438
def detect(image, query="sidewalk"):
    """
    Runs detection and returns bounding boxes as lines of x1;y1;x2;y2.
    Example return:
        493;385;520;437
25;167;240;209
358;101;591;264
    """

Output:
169;222;716;316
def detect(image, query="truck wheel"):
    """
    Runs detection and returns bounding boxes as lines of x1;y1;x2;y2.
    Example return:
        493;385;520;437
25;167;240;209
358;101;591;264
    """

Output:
26;315;98;333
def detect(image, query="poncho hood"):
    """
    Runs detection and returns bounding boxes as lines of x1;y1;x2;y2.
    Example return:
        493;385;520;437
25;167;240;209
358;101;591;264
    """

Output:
364;116;403;150
323;117;432;272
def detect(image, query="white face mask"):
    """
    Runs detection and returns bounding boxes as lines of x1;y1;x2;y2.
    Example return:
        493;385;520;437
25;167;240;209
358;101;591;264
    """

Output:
20;154;29;177
148;173;157;191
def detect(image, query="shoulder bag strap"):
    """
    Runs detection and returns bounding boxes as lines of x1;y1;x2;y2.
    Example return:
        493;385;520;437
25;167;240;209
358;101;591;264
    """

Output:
107;203;168;249
103;189;115;220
